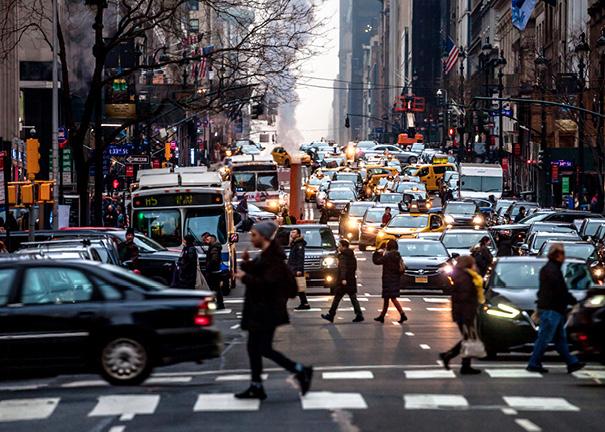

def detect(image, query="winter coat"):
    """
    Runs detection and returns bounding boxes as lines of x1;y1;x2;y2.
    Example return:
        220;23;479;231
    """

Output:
449;268;479;325
287;237;306;275
473;244;493;275
537;259;577;315
176;245;198;289
118;240;139;263
336;248;357;295
205;242;222;274
240;240;297;331
372;249;403;298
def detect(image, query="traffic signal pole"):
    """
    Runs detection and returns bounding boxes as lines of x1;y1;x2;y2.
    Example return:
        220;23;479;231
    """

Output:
51;0;59;228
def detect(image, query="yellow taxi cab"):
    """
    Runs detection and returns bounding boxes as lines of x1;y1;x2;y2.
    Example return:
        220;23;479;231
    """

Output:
413;163;457;192
375;213;446;248
271;146;311;167
363;166;400;196
304;175;326;202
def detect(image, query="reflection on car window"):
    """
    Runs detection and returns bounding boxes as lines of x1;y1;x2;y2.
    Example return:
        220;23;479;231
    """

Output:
0;269;16;305
22;268;94;304
275;228;336;249
257;173;278;191
232;173;255;192
491;261;593;290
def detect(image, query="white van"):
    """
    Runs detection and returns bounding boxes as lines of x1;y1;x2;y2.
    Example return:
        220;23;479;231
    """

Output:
458;163;503;200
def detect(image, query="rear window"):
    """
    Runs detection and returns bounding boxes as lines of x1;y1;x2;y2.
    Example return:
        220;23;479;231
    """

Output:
275;227;336;249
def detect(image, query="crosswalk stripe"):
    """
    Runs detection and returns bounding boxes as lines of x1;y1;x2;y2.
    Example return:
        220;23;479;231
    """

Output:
405;370;456;379
485;369;542;378
215;374;268;382
419;344;431;350
194;394;260;411
301;392;368;410
376;307;412;311
0;398;59;422
423;297;450;303
405;332;415;336
294;308;322;312
503;397;580;412
322;371;374;380
515;419;542;432
88;395;160;418
404;394;468;410
426;307;451;311
573;370;605;379
214;309;232;315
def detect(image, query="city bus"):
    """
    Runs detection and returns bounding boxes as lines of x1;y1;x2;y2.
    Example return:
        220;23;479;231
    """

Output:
131;167;237;291
229;155;281;212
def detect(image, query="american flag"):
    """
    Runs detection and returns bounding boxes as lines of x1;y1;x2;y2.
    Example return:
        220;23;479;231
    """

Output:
443;36;460;75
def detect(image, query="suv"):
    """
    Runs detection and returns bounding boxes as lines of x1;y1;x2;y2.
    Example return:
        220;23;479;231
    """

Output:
15;238;121;265
274;225;339;291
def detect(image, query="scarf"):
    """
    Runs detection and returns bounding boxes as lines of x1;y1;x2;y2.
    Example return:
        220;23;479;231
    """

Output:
465;268;485;304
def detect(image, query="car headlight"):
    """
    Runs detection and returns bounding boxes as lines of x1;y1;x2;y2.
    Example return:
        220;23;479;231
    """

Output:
439;264;454;274
473;215;484;225
444;215;455;224
592;267;604;278
326;202;334;208
322;255;338;268
347;218;359;229
584;295;605;308
225;150;233;157
267;199;280;209
377;231;386;238
364;226;376;233
484;303;521;319
426;202;431;209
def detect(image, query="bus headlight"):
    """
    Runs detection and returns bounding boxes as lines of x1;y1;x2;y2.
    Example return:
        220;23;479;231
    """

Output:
322;255;338;268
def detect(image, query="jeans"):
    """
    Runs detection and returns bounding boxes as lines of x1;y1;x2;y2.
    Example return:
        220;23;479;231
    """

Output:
528;309;578;368
247;328;298;383
328;292;363;317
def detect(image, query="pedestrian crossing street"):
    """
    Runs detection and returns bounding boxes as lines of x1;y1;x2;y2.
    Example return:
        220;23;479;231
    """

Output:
1;368;603;422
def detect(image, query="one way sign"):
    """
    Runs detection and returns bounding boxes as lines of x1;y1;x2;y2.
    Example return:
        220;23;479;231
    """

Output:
125;155;150;165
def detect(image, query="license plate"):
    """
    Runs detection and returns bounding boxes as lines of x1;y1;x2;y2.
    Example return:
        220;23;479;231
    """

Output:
415;276;428;284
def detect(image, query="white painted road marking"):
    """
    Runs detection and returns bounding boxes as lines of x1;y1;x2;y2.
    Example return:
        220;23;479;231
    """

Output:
515;419;542;432
423;297;450;303
501;408;517;415
108;427;126;432
301;392;368;410
405;370;456;379
419;344;431;350
486;369;542;378
214;309;232;315
145;377;192;384
230;324;241;330
194;394;260;411
224;299;244;304
0;398;59;422
404;394;468;410
426;307;452;311
573;370;605;380
322;371;374;380
405;332;415;336
62;380;108;388
88;395;160;418
503;397;580;412
215;374;268;382
294;308;322;312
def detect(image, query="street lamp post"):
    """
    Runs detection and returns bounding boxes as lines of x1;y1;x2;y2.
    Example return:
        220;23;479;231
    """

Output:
575;32;591;192
458;47;466;162
535;48;549;206
497;50;507;160
481;37;494;161
597;27;605;209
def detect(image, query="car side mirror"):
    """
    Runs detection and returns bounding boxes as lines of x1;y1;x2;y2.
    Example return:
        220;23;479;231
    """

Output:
451;253;460;259
230;233;239;244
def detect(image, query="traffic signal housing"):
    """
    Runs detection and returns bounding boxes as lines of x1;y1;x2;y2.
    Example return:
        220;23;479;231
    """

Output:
21;184;34;205
26;138;40;179
537;150;545;169
164;143;172;161
38;182;53;201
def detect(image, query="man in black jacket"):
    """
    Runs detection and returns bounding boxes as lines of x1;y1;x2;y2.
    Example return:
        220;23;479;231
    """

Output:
235;221;313;400
288;228;310;310
321;239;364;323
203;233;225;309
527;243;585;373
174;235;197;289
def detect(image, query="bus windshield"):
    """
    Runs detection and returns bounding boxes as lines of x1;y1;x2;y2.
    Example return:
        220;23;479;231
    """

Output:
184;208;228;244
133;209;182;247
232;172;278;193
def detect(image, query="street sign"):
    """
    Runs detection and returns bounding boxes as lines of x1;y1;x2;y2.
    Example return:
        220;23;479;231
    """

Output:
125;164;134;177
551;163;559;183
152;159;160;169
107;145;131;156
125;155;150;165
562;176;570;194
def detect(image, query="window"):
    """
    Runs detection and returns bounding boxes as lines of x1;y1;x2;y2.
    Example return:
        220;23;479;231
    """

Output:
433;166;446;175
232;173;256;192
0;269;16;305
189;18;199;32
417;168;429;177
257;173;278;192
184;208;227;244
133;209;182;247
188;0;199;10
22;268;94;305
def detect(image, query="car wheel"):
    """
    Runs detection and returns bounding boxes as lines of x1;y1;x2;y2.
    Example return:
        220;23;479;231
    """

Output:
99;336;152;386
359;244;367;251
408;156;417;164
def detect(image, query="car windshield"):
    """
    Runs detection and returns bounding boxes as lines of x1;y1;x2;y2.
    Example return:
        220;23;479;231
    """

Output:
397;182;426;192
101;264;166;291
357;141;376;149
584;221;604;237
398;241;449;257
460;175;502;193
379;194;402;204
388;215;428;228
532;234;578;251
184;208;228;244
539;243;595;260
336;173;358;183
442;232;488;249
518;212;551;224
411;144;424;152
308;177;323;185
275;227;336;249
365;209;398;223
510;203;539;217
445;203;476;215
133;209;182;247
349;204;373;217
134;234;167;252
490;261;593;290
329;189;355;200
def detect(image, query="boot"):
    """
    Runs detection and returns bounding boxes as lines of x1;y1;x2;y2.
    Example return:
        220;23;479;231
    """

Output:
398;312;408;324
295;366;314;396
460;358;481;375
321;313;334;323
352;315;364;323
439;352;452;371
374;316;385;323
235;384;267;400
295;304;311;311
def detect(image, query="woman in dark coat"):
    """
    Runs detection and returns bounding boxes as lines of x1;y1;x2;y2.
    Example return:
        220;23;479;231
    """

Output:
372;239;407;324
321;239;364;323
439;255;484;375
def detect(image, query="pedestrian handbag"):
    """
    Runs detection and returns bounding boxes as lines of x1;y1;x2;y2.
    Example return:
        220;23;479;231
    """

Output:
295;275;307;293
461;323;487;358
195;262;210;291
399;258;407;289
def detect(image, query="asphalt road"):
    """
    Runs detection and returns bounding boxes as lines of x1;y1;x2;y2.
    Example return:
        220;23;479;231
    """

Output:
1;209;604;432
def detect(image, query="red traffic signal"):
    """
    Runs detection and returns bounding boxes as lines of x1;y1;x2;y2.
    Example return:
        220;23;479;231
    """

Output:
112;179;120;190
448;128;455;137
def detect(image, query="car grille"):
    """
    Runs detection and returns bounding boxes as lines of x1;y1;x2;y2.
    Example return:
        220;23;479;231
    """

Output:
405;267;441;276
305;255;323;270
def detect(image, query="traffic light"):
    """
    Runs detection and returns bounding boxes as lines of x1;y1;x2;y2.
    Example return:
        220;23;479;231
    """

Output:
345;115;350;128
437;112;444;127
537;150;545;169
164;143;172;161
26;138;40;179
448;128;456;137
7;184;17;205
21;184;34;205
450;113;459;129
39;182;53;201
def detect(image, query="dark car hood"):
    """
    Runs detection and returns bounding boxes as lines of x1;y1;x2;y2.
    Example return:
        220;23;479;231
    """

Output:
145;288;213;299
488;287;583;311
403;256;449;269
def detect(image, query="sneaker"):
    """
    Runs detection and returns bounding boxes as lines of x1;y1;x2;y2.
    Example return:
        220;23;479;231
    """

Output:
439;352;451;371
295;366;314;396
234;385;267;400
374;316;385;323
567;362;586;374
460;366;482;375
526;365;549;373
321;313;334;323
352;315;364;323
295;304;311;311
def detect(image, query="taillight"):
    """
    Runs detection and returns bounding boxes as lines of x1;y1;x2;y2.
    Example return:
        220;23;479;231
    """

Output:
194;298;216;327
